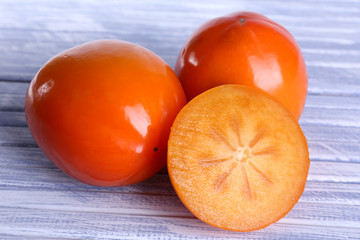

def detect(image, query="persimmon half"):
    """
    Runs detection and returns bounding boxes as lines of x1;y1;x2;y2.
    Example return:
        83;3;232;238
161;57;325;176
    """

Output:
168;85;309;231
25;39;186;187
175;11;308;120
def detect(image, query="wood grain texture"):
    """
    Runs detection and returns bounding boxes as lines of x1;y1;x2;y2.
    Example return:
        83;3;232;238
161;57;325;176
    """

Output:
2;89;360;127
0;0;359;239
2;126;360;163
1;207;359;240
2;161;360;193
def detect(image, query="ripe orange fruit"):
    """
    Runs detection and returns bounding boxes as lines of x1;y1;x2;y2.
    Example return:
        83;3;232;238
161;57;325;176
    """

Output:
175;12;308;120
168;85;309;231
25;39;186;187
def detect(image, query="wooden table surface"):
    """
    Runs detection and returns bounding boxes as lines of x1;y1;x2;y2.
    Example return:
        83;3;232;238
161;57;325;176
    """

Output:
1;0;360;239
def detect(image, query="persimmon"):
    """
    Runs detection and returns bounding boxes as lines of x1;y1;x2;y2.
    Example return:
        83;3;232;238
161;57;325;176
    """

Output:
25;39;186;187
168;85;309;231
175;11;308;120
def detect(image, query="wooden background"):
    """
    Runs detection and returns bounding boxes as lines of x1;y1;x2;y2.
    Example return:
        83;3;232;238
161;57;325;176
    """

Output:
1;0;360;239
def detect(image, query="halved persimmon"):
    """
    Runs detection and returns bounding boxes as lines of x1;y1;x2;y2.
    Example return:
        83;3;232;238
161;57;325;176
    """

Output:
168;85;309;231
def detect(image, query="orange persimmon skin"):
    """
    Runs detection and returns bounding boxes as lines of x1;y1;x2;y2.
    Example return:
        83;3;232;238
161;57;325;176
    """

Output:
168;85;309;231
25;39;186;187
175;12;307;120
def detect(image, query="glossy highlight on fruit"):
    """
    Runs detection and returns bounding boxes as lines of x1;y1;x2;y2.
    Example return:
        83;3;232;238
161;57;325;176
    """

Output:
168;85;310;231
25;39;187;187
175;11;308;120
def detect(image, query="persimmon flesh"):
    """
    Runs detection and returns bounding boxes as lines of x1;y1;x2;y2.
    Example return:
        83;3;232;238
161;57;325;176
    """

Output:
175;11;308;120
168;85;309;231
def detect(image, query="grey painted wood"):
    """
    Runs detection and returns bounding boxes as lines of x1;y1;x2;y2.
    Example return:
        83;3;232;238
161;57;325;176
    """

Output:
3;91;360;127
1;187;359;228
2;156;360;191
2;123;360;146
0;0;359;239
1;144;359;183
1;207;359;240
2;126;360;165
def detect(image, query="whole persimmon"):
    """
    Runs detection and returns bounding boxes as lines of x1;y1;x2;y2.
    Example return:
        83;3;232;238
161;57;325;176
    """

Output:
175;12;307;120
25;39;186;187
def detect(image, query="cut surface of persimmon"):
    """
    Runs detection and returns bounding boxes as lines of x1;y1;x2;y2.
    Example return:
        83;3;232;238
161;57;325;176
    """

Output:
168;85;309;232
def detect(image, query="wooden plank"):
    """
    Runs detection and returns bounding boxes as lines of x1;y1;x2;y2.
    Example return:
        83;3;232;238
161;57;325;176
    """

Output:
309;141;360;162
0;166;175;195
303;182;360;206
307;74;360;97
0;81;29;94
2;90;360;112
0;187;188;217
1;124;359;146
302;48;360;63
1;165;360;203
0;147;360;183
0;147;52;168
0;94;24;111
300;107;360;127
2;84;360;130
2;105;360;128
0;127;37;147
308;161;360;183
305;94;360;110
0;206;359;240
1;0;358;32
1;106;359;129
302;125;360;143
0;187;359;228
0;112;26;127
0;234;64;240
1;126;360;163
1;146;359;184
0;145;163;176
1;87;360;127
